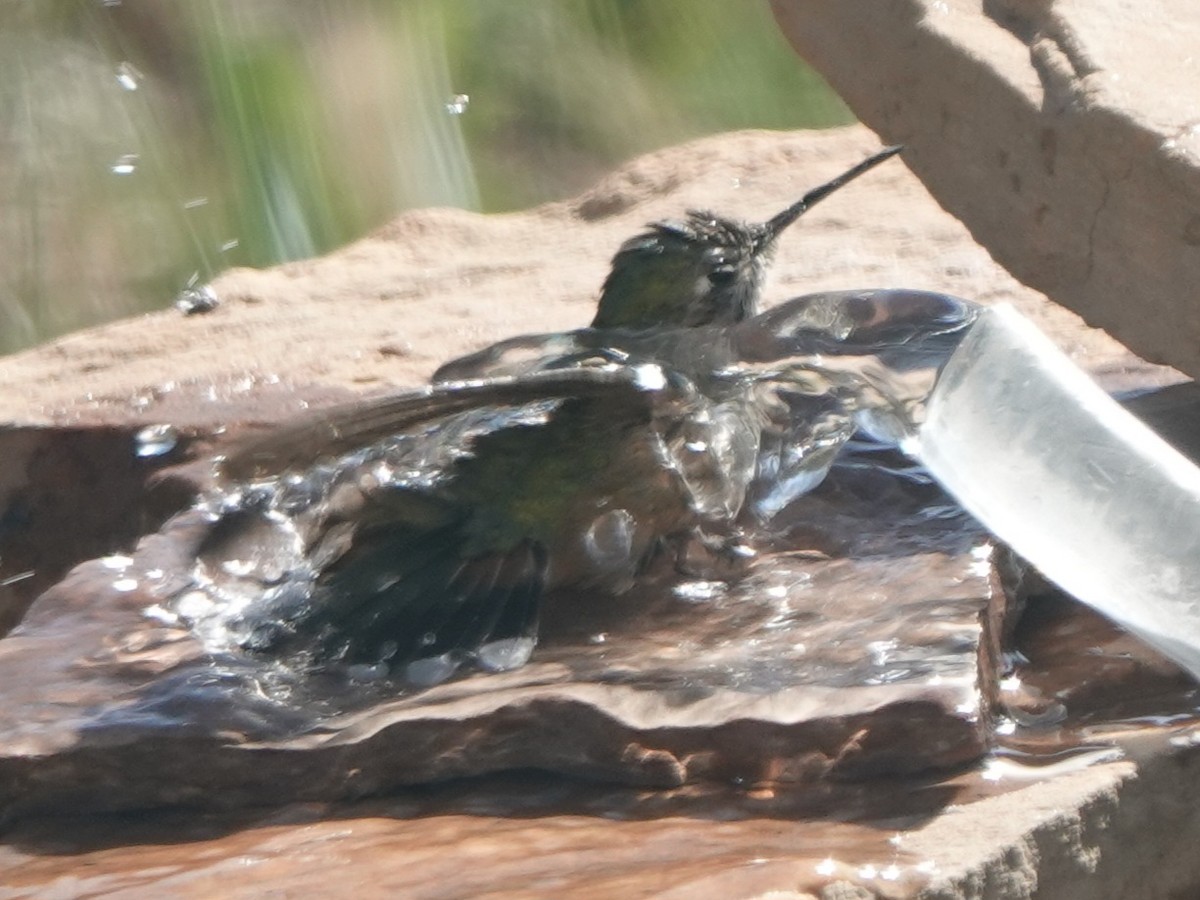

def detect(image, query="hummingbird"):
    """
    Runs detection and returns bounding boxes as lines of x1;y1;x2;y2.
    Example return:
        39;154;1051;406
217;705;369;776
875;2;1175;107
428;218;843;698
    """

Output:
588;145;902;330
431;145;903;382
214;147;904;684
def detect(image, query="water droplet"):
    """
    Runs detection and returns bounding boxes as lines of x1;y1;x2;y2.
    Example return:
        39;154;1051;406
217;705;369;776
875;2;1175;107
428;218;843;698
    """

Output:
879;864;902;881
445;93;470;115
183;197;209;209
135;424;178;458
115;61;141;91
276;472;324;513
220;239;240;252
175;284;219;315
405;652;461;686
102;555;133;571
857;864;878;879
814;858;837;877
0;571;34;587
111;154;138;175
112;577;138;593
584;508;635;568
477;637;536;672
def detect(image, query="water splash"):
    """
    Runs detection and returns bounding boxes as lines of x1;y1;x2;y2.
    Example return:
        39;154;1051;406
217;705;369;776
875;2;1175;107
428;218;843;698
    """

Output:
166;289;979;687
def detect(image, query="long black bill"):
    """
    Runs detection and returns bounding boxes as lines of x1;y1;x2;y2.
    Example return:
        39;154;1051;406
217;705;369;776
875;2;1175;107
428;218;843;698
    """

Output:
755;145;903;251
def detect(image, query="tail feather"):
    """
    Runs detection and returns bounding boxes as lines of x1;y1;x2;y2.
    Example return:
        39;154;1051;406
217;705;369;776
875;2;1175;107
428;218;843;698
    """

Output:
304;527;457;657
420;541;546;658
244;520;547;680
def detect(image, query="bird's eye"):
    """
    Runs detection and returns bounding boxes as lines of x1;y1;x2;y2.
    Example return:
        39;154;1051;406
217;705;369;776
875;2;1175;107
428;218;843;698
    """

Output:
708;265;737;286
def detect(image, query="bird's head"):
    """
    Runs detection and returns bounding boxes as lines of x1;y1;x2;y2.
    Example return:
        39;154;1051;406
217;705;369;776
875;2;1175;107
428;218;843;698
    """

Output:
592;212;768;330
589;145;902;331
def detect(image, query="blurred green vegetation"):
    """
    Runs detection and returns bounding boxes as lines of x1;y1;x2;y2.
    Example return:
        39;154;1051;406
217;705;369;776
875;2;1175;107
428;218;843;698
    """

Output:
0;0;851;354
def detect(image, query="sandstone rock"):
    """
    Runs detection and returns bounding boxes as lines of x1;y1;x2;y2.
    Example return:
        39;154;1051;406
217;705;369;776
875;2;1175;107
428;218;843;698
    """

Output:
771;0;1200;380
0;127;1196;897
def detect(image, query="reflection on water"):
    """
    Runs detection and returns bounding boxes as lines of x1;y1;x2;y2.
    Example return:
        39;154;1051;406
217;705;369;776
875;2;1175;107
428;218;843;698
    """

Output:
0;0;850;353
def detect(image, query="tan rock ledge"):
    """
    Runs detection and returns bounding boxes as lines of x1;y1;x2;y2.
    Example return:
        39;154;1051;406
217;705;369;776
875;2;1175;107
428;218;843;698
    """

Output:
772;0;1200;381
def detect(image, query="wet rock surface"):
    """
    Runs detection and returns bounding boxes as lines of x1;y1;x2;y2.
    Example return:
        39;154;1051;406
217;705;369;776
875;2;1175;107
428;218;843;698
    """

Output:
2;127;1199;897
0;378;359;634
4;593;1200;899
0;446;997;819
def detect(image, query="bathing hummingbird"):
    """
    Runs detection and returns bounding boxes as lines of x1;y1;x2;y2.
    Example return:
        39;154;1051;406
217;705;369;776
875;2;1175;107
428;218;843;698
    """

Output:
218;146;902;682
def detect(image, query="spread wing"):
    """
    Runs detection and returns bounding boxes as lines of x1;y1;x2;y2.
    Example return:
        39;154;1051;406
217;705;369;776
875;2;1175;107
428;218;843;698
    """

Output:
219;364;674;482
